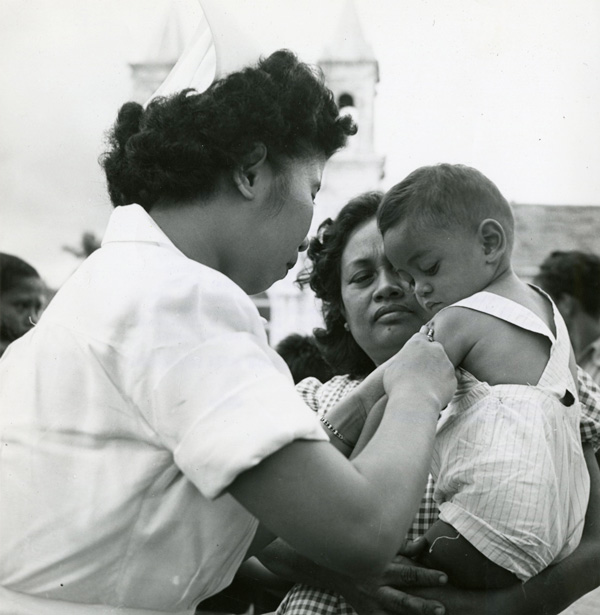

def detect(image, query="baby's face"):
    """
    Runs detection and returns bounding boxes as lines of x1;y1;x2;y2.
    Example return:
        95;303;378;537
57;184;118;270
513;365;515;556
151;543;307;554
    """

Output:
382;220;490;314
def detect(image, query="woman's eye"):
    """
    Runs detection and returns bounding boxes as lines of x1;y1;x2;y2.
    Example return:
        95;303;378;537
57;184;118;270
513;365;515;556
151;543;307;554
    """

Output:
351;272;373;284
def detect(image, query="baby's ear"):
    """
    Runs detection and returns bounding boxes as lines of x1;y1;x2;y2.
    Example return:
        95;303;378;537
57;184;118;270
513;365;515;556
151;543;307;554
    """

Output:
478;219;506;262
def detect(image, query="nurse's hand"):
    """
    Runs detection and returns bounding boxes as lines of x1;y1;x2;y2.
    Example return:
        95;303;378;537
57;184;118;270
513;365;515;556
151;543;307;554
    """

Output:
383;325;456;412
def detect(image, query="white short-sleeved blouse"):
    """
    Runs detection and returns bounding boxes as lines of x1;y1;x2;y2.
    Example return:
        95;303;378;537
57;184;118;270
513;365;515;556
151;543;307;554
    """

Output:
0;204;327;615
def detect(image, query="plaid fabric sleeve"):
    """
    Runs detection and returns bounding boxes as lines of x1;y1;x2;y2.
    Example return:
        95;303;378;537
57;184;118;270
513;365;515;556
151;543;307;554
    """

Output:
318;376;362;419
406;474;438;541
295;377;324;414
578;366;600;451
276;583;357;615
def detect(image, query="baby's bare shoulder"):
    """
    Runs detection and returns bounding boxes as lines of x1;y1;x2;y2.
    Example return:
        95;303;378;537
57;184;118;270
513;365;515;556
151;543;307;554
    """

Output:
432;305;490;336
428;307;492;368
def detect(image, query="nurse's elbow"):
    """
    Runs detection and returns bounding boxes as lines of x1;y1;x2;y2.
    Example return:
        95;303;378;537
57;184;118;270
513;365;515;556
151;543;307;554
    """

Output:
335;522;402;578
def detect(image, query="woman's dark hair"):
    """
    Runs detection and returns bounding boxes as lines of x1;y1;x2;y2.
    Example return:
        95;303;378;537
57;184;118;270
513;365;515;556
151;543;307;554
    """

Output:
0;253;40;293
101;50;356;209
534;250;600;318
298;191;383;379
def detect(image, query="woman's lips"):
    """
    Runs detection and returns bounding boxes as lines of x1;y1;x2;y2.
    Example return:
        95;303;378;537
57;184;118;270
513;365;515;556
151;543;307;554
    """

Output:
374;304;412;322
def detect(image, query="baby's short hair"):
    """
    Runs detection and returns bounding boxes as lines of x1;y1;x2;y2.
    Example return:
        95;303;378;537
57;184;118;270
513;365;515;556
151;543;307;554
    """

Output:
378;163;514;249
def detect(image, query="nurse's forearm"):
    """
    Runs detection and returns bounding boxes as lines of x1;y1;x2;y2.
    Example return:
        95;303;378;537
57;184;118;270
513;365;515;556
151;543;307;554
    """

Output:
322;369;386;449
229;335;454;579
230;386;441;578
258;538;347;591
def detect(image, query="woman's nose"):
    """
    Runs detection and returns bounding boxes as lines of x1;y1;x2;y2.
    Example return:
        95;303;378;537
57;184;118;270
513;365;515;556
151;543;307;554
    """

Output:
298;238;309;252
374;270;405;299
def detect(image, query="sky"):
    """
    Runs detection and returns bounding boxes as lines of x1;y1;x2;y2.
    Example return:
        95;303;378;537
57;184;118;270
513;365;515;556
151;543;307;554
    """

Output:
1;0;599;287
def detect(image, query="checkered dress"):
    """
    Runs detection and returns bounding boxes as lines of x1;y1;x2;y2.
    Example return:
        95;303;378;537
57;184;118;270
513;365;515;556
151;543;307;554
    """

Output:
277;368;600;615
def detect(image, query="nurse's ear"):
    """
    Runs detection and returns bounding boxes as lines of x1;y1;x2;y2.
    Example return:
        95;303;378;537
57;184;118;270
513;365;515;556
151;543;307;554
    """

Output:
478;219;508;264
233;143;268;200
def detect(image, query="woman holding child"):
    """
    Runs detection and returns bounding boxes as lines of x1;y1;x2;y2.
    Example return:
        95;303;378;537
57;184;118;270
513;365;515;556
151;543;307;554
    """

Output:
263;190;600;615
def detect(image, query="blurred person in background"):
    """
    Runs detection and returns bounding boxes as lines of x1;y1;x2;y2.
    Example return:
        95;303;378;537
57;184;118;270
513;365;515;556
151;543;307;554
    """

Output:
0;252;46;358
535;250;600;384
275;333;333;384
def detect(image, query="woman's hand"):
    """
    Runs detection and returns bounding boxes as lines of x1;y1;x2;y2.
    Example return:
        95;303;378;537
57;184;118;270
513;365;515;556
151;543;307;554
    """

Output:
383;325;456;412
343;539;447;615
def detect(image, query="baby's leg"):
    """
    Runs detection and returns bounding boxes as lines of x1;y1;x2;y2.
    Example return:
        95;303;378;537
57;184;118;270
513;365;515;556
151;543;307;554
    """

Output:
419;520;519;590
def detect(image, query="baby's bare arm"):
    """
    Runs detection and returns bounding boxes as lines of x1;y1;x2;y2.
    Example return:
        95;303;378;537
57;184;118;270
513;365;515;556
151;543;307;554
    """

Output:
431;306;552;386
426;307;479;370
418;520;519;590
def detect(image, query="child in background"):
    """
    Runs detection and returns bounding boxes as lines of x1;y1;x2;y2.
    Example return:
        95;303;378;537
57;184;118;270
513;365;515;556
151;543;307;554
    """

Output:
0;253;46;357
377;163;589;588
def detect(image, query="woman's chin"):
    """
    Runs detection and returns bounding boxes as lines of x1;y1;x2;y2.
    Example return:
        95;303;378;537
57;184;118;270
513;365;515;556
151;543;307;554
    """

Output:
371;324;414;349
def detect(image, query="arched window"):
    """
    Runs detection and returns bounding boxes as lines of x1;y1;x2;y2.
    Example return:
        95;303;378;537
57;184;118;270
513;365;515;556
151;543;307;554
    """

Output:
337;92;358;129
338;93;355;109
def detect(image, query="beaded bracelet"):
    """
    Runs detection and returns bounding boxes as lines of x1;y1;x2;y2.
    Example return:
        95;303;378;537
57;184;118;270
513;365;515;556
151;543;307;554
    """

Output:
319;416;345;442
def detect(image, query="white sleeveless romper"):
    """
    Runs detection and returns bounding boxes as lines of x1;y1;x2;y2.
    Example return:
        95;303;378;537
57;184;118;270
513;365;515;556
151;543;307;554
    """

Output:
432;290;590;581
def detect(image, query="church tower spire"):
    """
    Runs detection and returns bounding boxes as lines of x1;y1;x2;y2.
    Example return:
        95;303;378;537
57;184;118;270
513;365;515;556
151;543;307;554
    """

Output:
129;2;187;104
319;0;380;157
267;0;386;344
314;0;385;222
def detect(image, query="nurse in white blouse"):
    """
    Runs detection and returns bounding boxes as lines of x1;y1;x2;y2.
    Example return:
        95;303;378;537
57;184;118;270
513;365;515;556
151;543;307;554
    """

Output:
0;50;456;615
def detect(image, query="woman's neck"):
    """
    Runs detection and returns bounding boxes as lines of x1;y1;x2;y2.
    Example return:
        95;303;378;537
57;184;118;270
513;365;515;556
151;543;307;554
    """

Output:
149;199;225;271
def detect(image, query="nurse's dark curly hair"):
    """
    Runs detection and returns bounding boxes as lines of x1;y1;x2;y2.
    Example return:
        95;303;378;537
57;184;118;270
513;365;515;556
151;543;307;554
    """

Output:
297;191;383;379
101;49;356;209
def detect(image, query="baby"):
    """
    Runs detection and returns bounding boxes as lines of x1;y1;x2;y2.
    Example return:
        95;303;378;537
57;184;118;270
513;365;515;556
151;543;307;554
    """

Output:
377;163;589;588
274;165;593;615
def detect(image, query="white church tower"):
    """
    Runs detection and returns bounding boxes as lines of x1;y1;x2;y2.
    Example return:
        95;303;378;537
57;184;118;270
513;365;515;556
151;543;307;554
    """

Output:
315;0;385;223
267;0;385;344
127;0;383;345
128;3;187;104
